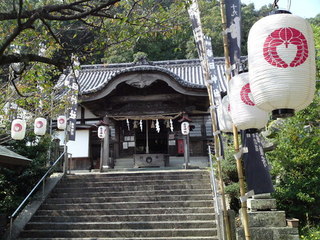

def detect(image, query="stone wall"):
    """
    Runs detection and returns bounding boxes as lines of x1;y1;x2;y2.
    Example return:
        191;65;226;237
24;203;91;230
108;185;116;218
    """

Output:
236;194;300;240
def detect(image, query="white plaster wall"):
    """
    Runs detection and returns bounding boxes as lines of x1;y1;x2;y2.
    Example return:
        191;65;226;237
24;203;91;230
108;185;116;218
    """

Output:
55;129;89;158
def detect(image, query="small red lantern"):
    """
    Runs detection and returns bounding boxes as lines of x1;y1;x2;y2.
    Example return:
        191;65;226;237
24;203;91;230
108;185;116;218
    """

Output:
34;117;47;135
57;116;67;130
11;119;26;140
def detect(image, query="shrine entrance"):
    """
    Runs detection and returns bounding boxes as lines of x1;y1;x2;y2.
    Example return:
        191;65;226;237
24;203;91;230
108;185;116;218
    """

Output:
135;120;168;154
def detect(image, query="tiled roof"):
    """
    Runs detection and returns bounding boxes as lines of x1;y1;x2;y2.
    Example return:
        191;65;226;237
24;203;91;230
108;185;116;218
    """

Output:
58;57;233;95
0;145;31;166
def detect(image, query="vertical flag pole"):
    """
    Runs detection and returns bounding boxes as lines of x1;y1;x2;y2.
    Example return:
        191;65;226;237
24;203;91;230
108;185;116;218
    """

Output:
219;0;251;239
188;1;232;239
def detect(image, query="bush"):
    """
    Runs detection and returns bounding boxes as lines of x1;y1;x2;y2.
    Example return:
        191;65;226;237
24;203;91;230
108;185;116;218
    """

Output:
300;226;320;240
266;89;320;226
219;135;241;212
0;131;51;216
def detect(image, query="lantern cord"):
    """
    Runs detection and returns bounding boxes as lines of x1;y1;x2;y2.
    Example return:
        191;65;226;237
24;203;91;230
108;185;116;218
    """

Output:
287;0;291;11
273;0;279;9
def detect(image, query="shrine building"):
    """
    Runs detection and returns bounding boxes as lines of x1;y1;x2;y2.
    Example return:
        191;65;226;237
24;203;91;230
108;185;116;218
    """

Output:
56;57;228;170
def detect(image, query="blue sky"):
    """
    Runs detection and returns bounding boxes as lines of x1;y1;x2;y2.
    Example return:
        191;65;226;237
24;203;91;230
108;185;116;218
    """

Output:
241;0;320;18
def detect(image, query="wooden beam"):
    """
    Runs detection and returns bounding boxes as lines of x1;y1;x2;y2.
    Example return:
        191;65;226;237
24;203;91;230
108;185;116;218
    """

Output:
109;93;182;103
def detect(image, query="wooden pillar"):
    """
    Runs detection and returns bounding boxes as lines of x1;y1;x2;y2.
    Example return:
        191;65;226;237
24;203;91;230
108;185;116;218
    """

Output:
114;121;120;159
102;116;111;170
146;120;149;154
183;134;190;169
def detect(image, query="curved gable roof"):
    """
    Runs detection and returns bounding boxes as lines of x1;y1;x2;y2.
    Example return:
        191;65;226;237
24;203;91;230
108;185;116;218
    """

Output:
80;64;206;95
56;57;233;96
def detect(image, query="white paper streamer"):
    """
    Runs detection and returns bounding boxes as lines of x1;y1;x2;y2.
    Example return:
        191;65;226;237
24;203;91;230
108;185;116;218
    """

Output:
126;119;130;131
156;119;160;133
170;119;174;132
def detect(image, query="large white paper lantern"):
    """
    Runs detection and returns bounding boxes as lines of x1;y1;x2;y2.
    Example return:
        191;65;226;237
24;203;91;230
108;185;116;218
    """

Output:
98;126;107;139
229;73;269;130
248;12;316;118
34;117;47;135
11;119;26;140
217;96;233;133
57;115;67;130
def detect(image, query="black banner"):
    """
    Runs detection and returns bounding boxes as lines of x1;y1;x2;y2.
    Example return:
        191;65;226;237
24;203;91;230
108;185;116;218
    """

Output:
225;0;241;76
188;0;221;100
66;75;78;141
242;131;274;194
188;1;205;63
204;36;223;99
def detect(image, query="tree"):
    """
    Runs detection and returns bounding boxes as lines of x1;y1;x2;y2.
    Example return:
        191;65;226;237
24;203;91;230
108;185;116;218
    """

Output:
0;0;191;121
311;23;320;79
266;84;320;225
0;0;190;73
308;13;320;26
244;18;320;228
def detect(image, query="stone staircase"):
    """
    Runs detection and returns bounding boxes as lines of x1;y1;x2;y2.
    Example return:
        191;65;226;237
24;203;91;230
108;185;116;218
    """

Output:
18;170;218;239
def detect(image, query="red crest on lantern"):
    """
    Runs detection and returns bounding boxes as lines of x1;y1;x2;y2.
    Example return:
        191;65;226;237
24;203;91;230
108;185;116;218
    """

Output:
240;83;255;106
13;123;23;132
263;27;308;68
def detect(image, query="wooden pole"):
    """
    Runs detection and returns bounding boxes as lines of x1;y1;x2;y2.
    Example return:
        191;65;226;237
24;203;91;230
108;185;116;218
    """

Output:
207;85;232;240
219;0;251;239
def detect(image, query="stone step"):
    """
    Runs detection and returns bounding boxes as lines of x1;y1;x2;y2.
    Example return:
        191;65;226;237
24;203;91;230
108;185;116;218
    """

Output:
19;228;217;238
49;189;212;198
45;194;213;204
62;173;209;183
31;213;215;222
35;207;215;216
19;237;218;240
39;200;214;211
18;171;218;240
58;179;210;188
25;220;216;230
53;184;210;193
64;171;208;180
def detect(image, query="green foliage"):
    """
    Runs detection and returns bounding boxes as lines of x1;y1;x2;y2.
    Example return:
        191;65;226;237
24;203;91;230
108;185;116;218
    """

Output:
0;168;17;213
307;14;320;26
267;89;320;226
219;135;241;212
311;23;320;79
0;130;51;215
300;226;320;240
0;0;193;119
102;0;276;62
103;1;192;63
